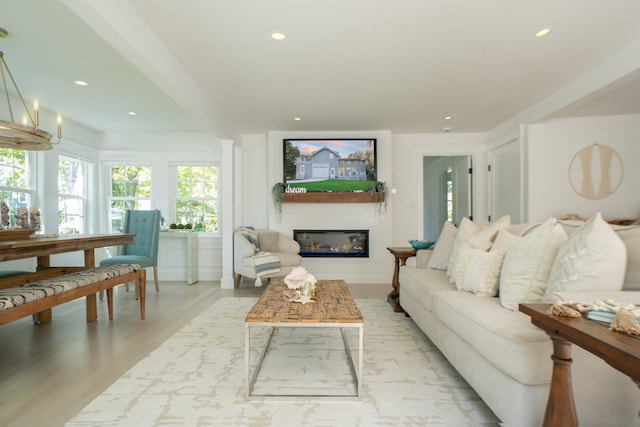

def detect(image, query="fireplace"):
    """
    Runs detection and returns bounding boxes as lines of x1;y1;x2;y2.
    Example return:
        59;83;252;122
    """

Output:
293;229;369;258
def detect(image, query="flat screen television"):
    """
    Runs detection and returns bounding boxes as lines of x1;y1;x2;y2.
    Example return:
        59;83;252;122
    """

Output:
282;138;377;192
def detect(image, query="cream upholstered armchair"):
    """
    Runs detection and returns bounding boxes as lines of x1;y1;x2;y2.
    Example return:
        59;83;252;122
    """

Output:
234;227;302;293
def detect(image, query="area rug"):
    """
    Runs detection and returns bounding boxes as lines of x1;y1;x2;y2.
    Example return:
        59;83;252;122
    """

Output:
66;297;499;426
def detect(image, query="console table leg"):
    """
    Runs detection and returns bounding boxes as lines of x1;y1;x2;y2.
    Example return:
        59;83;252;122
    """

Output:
544;334;578;427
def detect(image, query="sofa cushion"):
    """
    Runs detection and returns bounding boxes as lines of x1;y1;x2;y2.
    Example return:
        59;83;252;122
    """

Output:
399;265;456;312
426;221;457;271
432;290;552;385
499;217;567;311
547;212;627;294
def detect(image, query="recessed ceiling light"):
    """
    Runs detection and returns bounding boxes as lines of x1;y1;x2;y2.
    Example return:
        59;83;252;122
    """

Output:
74;80;88;86
294;117;302;121
444;116;452;120
271;32;286;41
534;27;551;38
128;111;136;116
0;28;8;38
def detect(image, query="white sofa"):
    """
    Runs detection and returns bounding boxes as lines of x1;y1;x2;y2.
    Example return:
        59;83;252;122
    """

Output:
399;216;640;427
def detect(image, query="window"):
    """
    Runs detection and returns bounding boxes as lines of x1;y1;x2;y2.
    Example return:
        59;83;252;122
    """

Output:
0;148;34;229
446;167;454;222
173;164;218;232
58;156;88;234
107;164;151;232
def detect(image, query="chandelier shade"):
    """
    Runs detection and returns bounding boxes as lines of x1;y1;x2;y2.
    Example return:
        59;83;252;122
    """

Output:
0;50;59;150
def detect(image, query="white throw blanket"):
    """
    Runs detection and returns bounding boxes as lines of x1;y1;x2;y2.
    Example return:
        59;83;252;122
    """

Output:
253;251;280;287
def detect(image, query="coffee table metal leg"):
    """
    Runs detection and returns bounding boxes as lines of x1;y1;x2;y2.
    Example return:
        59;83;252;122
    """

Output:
245;324;275;399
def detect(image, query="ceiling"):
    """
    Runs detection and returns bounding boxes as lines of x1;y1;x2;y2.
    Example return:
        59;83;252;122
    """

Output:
1;0;640;139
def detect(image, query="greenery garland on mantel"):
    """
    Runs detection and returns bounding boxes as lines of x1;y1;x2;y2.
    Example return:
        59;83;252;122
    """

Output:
271;182;287;221
367;181;389;216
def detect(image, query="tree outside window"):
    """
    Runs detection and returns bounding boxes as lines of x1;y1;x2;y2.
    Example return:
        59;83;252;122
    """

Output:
58;156;87;234
0;148;33;229
174;165;218;232
108;164;151;232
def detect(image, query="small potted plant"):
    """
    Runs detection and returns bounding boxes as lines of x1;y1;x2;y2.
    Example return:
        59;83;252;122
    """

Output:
367;181;389;216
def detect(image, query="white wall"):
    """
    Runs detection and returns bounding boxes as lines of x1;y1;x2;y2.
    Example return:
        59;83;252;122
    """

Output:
234;131;395;284
391;133;487;245
527;114;640;222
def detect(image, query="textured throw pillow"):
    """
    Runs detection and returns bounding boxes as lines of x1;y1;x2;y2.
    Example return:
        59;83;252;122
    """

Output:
446;217;482;278
499;217;567;310
426;221;457;270
448;215;511;286
457;248;506;297
546;212;627;294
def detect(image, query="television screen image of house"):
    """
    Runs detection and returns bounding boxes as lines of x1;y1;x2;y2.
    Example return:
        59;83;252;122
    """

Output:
283;139;377;192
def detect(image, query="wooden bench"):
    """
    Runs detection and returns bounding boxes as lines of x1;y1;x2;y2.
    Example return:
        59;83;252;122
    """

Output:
0;264;146;326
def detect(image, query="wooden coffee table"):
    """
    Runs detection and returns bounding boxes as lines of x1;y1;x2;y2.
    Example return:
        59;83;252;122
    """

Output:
520;303;640;427
245;279;364;399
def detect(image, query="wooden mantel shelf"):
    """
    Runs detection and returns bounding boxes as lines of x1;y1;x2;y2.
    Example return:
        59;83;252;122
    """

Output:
283;192;383;203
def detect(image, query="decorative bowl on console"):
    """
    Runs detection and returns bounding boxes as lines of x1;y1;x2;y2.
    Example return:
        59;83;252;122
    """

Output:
409;239;434;250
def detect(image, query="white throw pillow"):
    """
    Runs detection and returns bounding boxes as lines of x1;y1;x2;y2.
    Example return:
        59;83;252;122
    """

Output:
499;217;567;311
448;215;511;286
546;212;627;294
446;217;482;278
426;221;457;270
457;248;506;297
491;229;522;252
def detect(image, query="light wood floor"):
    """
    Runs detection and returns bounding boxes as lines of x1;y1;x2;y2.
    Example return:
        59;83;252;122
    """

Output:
0;280;389;427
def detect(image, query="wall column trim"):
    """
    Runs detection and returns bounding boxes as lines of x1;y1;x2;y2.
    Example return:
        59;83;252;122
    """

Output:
220;139;235;289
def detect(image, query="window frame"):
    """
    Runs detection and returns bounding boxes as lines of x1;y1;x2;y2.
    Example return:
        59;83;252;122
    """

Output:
104;162;153;232
57;154;89;234
0;148;37;229
170;162;219;235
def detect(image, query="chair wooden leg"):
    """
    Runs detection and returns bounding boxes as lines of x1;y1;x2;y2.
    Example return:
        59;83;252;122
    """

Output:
153;266;159;291
106;288;114;320
254;285;259;294
235;274;242;288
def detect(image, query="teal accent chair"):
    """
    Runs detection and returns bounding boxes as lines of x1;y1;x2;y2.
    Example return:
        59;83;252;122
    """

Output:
100;209;161;295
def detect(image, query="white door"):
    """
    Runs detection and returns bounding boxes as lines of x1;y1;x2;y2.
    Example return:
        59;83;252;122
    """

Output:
489;139;522;223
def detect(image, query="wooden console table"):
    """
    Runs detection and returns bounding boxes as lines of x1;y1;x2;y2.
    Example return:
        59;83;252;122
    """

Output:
519;303;640;427
386;247;416;313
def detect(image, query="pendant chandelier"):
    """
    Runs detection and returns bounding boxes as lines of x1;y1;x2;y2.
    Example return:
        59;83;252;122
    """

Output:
0;49;61;151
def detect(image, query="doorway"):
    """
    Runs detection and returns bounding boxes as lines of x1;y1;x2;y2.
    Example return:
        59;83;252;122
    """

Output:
423;156;472;241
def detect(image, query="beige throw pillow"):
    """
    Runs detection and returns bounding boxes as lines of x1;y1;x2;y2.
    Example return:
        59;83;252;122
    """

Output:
448;215;511;287
457;248;506;297
446;217;482;278
546;212;627;294
499;217;567;311
426;221;457;270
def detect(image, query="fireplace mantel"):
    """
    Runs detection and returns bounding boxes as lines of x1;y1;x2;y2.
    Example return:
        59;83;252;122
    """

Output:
283;192;382;203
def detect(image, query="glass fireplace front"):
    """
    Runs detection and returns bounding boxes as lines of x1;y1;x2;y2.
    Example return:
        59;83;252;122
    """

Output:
293;229;369;258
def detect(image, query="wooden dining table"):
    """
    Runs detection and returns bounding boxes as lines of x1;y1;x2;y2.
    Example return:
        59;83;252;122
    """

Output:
0;233;134;322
